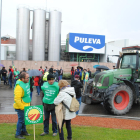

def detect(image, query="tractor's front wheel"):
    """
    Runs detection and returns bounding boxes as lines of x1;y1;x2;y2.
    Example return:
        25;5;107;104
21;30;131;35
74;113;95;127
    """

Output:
103;85;133;115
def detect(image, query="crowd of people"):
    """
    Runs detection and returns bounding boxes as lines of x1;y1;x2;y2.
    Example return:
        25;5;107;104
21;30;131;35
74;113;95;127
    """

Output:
0;65;99;139
71;66;93;84
13;72;81;140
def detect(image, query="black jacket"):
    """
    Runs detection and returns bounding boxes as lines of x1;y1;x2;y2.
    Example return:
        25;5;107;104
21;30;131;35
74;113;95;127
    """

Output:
60;69;63;76
49;68;53;74
88;71;91;78
1;69;7;76
71;80;83;98
30;78;34;92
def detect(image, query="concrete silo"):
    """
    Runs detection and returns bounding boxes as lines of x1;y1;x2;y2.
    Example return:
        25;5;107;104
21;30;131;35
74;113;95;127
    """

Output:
48;10;62;61
32;8;46;61
16;7;30;60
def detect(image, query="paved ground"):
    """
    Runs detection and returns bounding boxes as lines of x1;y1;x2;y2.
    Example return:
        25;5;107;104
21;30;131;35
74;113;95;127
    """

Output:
1;81;140;120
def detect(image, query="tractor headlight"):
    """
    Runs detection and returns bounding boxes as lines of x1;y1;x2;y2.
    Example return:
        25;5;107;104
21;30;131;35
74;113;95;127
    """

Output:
93;82;95;86
97;82;102;87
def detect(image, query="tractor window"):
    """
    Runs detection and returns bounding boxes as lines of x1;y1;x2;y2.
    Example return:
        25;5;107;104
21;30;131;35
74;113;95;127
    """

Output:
121;54;136;69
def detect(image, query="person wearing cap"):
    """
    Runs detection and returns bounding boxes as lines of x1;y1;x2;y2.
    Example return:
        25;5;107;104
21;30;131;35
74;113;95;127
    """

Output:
40;74;59;137
71;75;83;115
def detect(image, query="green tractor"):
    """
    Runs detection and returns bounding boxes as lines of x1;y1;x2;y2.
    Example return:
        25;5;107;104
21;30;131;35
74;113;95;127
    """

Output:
82;46;140;115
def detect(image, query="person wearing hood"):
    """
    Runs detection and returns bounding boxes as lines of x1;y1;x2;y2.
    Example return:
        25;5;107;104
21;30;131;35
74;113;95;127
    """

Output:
71;75;83;115
54;80;76;140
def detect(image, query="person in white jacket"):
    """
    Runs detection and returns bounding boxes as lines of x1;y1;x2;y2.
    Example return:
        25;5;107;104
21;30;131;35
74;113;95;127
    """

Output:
54;80;76;140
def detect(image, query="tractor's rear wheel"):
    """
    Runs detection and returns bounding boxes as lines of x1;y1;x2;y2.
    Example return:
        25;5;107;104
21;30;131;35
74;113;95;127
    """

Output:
103;85;133;115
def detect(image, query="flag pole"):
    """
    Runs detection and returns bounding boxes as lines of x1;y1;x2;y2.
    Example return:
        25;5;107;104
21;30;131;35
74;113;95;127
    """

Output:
33;124;35;140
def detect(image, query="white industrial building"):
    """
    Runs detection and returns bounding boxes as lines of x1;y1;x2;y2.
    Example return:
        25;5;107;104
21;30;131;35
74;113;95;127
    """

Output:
100;39;129;64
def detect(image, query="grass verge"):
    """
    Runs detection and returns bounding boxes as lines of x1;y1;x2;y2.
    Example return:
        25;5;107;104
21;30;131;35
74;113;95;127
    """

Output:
0;123;140;140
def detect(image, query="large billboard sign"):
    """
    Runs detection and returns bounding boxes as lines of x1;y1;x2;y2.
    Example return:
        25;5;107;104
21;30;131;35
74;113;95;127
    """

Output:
68;33;105;53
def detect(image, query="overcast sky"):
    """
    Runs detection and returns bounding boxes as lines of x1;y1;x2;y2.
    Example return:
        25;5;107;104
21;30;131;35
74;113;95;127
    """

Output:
1;0;140;45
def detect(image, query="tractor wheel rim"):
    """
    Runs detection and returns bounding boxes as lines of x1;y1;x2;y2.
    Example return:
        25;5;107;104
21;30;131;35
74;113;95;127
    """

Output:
114;90;129;110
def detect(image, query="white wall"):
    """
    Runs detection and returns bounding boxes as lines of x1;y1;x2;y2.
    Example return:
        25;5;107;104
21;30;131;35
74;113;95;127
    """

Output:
100;39;129;63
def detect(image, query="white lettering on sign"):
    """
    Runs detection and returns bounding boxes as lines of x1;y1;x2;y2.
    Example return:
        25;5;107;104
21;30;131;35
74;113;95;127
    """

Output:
74;36;101;44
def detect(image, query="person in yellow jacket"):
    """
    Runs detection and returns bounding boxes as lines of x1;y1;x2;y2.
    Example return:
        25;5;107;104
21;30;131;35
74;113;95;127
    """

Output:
43;71;49;82
13;72;31;139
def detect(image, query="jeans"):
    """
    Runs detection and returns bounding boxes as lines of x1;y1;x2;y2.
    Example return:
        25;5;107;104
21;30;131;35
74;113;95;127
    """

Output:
2;76;7;85
8;79;12;88
30;92;32;100
36;86;40;95
76;97;82;115
44;109;57;133
59;75;63;80
59;120;72;140
14;79;17;87
15;109;26;136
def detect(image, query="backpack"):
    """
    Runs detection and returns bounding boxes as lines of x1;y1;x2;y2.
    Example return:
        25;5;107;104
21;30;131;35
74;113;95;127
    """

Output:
62;92;79;112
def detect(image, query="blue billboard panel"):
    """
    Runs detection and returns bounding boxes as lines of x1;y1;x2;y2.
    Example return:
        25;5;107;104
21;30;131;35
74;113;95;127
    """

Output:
69;33;105;53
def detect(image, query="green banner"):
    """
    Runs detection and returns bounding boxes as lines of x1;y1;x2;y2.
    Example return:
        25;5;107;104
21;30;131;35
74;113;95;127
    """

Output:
24;105;43;125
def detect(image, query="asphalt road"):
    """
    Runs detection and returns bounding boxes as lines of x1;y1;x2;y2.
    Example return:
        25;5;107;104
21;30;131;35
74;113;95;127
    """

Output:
1;83;140;120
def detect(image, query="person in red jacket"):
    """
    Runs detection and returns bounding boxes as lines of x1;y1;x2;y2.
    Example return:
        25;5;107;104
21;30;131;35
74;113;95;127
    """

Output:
9;66;14;74
34;76;40;96
71;67;74;81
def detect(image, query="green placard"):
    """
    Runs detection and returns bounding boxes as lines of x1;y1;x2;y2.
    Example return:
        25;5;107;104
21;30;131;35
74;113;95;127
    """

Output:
84;72;89;82
24;105;43;125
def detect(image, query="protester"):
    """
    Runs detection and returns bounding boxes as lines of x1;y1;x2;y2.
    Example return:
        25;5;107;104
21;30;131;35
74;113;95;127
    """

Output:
59;67;63;80
71;67;74;81
80;69;85;85
71;75;83;115
74;69;79;77
39;66;44;74
20;68;26;74
40;74;59;136
39;71;44;91
84;69;89;83
14;68;20;87
87;68;91;79
8;69;12;88
49;66;54;74
34;76;40;96
9;66;14;74
13;72;31;139
44;66;48;73
1;67;7;85
29;77;34;100
43;70;49;82
54;80;76;140
93;68;101;77
53;69;59;82
57;69;60;81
